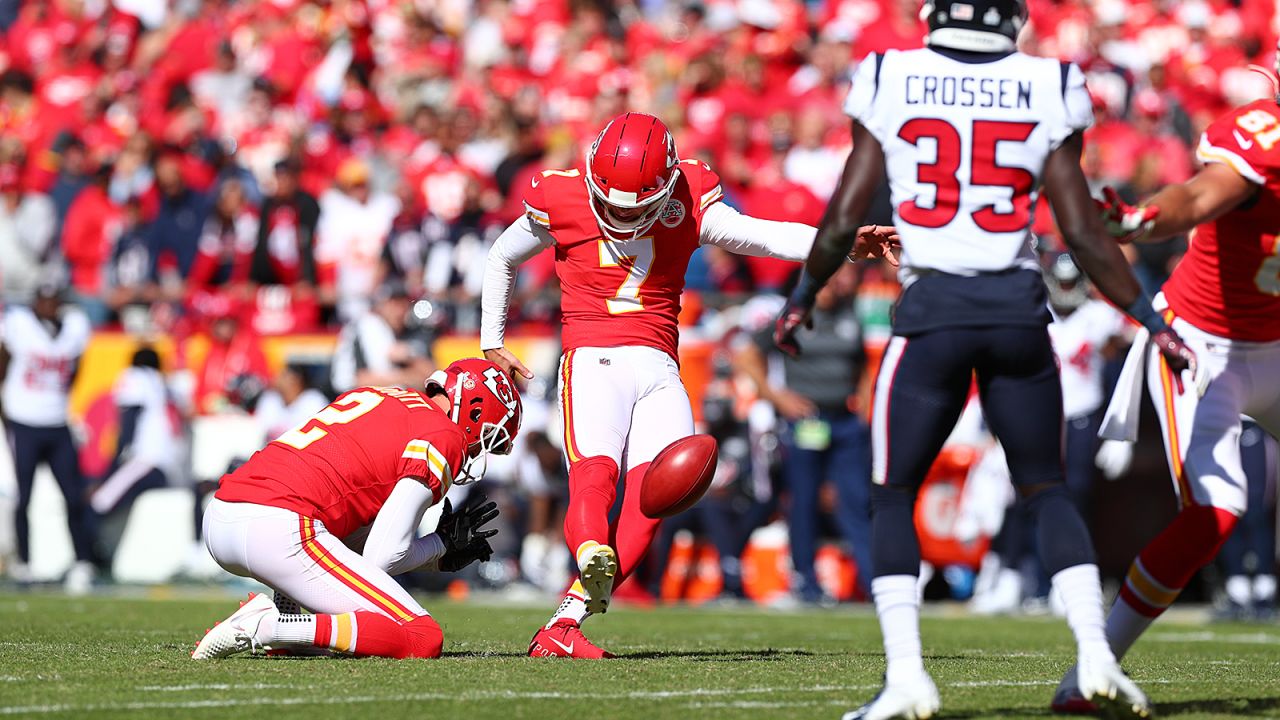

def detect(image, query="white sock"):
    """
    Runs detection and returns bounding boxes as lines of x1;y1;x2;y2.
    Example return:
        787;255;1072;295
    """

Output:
1106;593;1156;661
1051;564;1114;661
1255;575;1277;603
258;612;314;646
547;594;589;628
1225;575;1252;606
872;574;926;684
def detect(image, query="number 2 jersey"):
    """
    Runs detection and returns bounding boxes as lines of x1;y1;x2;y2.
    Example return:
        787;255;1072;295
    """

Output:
215;386;467;538
843;49;1093;334
1161;99;1280;342
522;160;724;360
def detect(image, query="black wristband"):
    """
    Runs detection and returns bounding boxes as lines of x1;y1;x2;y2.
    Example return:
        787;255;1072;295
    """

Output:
1125;295;1169;335
789;269;822;307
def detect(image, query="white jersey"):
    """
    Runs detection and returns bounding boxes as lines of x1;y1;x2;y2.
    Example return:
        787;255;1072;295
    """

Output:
844;49;1093;280
1048;300;1125;419
1;306;91;427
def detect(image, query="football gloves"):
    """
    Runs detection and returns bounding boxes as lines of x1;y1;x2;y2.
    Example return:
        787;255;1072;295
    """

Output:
1151;327;1203;395
773;301;813;358
436;495;500;573
1097;187;1158;244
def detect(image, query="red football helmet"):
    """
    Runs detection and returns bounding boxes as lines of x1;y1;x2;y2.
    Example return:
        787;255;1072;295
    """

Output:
585;112;680;241
425;358;523;484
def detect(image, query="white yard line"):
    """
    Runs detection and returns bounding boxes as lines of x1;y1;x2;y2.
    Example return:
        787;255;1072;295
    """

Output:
1147;631;1280;645
1;678;1213;715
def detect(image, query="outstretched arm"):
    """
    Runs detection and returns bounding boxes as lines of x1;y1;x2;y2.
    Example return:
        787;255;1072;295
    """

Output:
480;215;554;379
1043;132;1197;385
700;202;898;264
1105;163;1256;244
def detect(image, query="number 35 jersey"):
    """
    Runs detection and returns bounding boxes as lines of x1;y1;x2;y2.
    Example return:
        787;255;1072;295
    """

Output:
844;49;1093;277
215;387;468;538
1162;100;1280;342
522;161;724;360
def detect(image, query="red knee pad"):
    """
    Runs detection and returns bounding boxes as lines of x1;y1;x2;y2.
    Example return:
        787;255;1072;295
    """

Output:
568;456;620;496
403;615;443;659
1139;504;1240;589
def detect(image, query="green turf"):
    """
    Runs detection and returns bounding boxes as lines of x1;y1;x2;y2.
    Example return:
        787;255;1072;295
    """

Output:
0;591;1276;719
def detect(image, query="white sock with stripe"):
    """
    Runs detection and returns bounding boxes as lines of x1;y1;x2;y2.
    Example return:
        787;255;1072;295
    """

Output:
872;574;927;684
547;586;590;627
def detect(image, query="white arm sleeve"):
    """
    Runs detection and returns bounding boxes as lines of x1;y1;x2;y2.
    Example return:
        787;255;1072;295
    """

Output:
698;202;816;262
363;477;446;576
480;215;555;351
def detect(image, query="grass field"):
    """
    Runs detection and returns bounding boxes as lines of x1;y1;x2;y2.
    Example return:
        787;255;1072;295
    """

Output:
0;591;1277;719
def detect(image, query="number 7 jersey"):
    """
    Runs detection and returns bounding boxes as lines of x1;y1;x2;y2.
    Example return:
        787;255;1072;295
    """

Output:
844;49;1093;276
522;160;724;360
1161;99;1280;342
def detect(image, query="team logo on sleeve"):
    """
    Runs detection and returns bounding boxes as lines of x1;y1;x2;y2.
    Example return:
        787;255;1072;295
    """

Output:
659;199;686;228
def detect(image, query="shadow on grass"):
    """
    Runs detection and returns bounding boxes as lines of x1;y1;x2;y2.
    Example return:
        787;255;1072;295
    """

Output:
621;648;816;661
1156;696;1280;717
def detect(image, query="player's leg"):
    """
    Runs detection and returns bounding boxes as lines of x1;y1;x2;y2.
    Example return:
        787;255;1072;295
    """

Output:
826;412;873;597
196;499;440;660
1243;375;1280;617
5;422;40;577
780;423;825;601
977;326;1145;715
535;349;636;643
45;425;94;564
614;356;696;586
1105;345;1244;661
849;332;974;720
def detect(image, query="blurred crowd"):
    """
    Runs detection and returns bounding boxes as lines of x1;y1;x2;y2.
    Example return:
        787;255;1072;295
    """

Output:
0;0;1278;612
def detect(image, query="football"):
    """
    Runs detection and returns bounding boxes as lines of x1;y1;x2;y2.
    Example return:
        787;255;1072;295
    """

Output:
639;434;719;519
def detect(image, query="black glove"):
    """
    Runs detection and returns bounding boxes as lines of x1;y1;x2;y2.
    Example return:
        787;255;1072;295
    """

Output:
436;495;500;573
773;301;813;358
1151;328;1198;394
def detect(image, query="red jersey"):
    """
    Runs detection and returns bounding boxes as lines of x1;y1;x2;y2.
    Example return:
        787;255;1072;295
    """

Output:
216;387;466;538
523;159;724;359
1163;99;1280;342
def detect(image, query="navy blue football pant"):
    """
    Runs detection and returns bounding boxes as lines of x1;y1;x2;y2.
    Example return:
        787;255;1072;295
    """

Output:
780;410;872;597
1219;422;1277;578
871;326;1094;580
5;420;93;563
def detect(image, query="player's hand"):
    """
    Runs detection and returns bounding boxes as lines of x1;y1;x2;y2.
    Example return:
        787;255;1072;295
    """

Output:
769;387;817;420
1151;328;1199;395
1097;187;1158;244
437;495;500;573
850;225;900;267
773;301;813;358
484;347;534;380
1094;439;1135;481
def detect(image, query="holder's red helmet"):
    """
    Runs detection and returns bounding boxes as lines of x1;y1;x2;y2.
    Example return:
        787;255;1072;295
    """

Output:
585;112;680;241
425;358;522;484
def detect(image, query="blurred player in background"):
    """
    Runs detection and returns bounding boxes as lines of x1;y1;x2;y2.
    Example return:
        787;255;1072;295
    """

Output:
481;111;895;658
1;284;96;594
776;1;1196;716
192;358;520;660
1054;55;1280;712
87;346;184;576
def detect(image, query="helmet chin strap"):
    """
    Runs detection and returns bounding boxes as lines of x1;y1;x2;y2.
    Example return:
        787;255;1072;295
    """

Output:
455;422;512;486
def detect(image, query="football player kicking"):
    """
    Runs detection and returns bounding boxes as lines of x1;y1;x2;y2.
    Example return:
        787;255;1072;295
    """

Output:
774;1;1195;718
191;358;521;660
481;111;896;658
1051;54;1280;714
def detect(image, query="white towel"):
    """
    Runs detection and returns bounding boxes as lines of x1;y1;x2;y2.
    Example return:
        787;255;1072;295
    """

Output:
1099;327;1150;442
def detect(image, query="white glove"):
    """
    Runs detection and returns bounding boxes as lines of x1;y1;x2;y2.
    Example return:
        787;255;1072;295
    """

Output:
1095;439;1134;481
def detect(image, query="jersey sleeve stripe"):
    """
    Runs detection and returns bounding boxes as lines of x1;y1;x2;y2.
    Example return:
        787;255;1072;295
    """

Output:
403;440;454;497
699;186;724;211
524;202;551;227
1196;136;1266;185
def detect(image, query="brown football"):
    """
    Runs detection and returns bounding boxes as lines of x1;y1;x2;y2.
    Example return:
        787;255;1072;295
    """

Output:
639;434;719;519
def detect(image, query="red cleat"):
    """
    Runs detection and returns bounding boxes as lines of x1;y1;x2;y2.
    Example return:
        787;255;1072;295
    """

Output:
528;619;614;659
